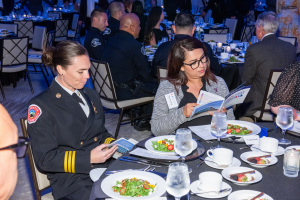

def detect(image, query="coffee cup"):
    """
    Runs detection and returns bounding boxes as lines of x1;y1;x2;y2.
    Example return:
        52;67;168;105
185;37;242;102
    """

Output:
230;43;237;49
220;52;229;59
198;171;222;192
259;137;278;153
207;148;233;165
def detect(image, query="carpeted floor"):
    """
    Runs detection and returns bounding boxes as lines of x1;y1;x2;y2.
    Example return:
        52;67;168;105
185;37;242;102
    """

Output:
1;67;152;200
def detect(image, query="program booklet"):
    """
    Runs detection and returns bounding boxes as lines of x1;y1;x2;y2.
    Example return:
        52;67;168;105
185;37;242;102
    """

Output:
108;137;138;159
189;84;251;119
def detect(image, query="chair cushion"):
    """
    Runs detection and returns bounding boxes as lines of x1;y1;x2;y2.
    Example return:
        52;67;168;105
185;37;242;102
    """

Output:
28;54;42;63
55;37;67;42
29;49;42;55
2;64;27;73
41;192;54;200
68;30;75;37
100;97;154;110
253;111;274;121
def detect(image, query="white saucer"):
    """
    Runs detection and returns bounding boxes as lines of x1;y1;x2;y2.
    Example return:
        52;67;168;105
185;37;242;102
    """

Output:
190;181;232;199
89;168;106;182
228;190;274;200
251;144;284;156
222;167;262;186
205;157;241;169
285;145;300;151
240;151;278;168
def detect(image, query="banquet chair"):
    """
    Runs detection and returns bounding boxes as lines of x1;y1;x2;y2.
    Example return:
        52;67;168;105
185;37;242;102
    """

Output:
157;66;167;84
67;14;79;40
28;26;50;86
0;37;33;100
20;118;54;200
89;59;154;138
252;69;283;122
54;19;69;42
278;36;297;47
225;18;237;38
14;20;34;43
203;34;227;43
0;23;18;35
240;24;255;42
209;28;229;34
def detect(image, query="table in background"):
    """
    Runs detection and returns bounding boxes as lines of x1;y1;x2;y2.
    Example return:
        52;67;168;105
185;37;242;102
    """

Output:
89;122;300;200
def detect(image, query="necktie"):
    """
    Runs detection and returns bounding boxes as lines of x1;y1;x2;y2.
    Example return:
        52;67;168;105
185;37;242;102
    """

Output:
72;93;85;105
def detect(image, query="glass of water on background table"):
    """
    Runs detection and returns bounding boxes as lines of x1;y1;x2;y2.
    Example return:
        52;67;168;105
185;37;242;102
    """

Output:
226;33;232;44
166;162;190;200
211;111;227;148
283;149;300;177
276;106;293;145
175;128;194;173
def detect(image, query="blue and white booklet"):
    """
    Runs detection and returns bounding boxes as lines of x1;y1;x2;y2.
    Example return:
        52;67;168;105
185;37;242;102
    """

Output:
108;137;138;159
189;85;251;119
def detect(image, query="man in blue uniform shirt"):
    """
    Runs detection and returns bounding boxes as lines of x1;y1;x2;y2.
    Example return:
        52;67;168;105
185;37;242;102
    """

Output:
101;13;157;130
84;8;108;60
106;1;125;39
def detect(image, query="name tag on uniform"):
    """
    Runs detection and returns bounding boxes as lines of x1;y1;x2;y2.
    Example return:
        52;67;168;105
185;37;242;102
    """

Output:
165;92;178;109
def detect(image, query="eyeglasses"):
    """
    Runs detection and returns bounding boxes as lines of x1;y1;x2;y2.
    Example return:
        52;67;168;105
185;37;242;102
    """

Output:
0;137;30;158
183;53;208;70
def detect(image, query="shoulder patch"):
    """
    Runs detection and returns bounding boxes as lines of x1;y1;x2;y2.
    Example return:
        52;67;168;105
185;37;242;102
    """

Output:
103;28;111;35
91;38;101;47
28;104;42;124
141;46;146;55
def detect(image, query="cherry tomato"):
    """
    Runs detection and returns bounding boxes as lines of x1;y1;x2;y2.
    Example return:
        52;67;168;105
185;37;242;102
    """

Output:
162;139;166;144
119;187;126;195
167;144;174;151
235;128;241;133
143;184;150;189
227;129;232;134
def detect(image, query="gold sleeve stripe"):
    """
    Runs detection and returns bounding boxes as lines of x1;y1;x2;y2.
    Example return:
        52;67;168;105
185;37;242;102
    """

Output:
64;151;68;173
72;151;76;173
68;151;72;173
104;137;115;144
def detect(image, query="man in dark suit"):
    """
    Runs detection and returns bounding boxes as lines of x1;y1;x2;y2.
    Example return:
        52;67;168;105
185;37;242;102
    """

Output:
237;11;296;119
152;13;222;77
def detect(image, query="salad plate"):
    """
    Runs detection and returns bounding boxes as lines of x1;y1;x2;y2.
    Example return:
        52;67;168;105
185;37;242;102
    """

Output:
205;157;241;170
228;190;274;200
190;181;231;198
145;135;197;156
89;168;106;182
101;171;166;200
251;144;284;156
240;151;277;168
221;167;262;186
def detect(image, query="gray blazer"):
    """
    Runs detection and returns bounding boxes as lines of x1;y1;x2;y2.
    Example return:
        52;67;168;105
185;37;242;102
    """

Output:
240;34;296;117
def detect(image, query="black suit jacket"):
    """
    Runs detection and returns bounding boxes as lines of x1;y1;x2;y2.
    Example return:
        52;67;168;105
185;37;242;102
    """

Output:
27;81;114;199
240;34;296;116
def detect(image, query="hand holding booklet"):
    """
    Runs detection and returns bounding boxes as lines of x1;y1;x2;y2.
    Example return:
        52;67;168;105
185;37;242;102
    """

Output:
189;84;251;119
107;137;138;159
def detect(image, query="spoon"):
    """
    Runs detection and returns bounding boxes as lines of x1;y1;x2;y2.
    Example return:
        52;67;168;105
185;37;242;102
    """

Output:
190;188;231;195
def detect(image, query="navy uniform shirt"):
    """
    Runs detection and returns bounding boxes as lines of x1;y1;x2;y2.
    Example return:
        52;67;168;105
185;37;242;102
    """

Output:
84;27;106;60
106;17;120;38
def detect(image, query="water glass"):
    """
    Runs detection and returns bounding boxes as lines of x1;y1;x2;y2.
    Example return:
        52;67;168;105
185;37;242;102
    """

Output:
175;128;193;172
276;106;293;145
166;162;190;200
283;149;300;177
226;33;232;44
243;42;249;51
162;37;168;43
211;111;227;148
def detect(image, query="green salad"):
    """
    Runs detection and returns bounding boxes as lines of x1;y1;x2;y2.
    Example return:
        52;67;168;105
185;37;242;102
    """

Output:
112;178;156;197
152;139;174;152
227;124;252;135
227;56;241;62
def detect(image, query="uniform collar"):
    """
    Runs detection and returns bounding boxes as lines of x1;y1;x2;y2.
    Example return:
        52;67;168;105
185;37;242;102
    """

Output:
174;34;192;40
55;77;80;96
117;30;134;39
90;26;102;34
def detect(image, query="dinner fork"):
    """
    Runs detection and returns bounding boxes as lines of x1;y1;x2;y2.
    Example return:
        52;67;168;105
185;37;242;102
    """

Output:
105;166;150;175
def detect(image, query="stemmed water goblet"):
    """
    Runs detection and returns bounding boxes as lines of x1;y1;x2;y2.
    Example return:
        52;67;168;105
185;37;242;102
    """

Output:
211;111;227;148
226;33;232;44
175;128;193;173
166;162;190;200
276;106;293;145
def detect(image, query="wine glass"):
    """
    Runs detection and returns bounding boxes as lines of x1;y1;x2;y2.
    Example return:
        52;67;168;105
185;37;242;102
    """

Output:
175;128;193;172
226;33;232;44
166;162;190;200
211;111;227;148
276;106;293;145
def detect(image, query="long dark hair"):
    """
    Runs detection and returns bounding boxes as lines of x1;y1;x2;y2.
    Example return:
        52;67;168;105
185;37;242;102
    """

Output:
167;38;217;89
144;6;162;45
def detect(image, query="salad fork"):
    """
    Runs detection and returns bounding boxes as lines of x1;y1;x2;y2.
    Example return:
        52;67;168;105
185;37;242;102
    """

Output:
105;166;150;175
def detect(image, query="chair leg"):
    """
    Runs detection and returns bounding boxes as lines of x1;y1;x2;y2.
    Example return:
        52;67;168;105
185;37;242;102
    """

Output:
39;64;50;87
43;65;49;76
0;80;5;100
26;69;34;94
114;109;124;139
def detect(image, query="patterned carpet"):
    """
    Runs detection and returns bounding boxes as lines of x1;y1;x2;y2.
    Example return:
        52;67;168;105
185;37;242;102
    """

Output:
1;67;152;200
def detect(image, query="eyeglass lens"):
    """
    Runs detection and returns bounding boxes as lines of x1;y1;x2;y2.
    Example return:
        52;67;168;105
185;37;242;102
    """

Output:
191;55;207;69
15;138;27;158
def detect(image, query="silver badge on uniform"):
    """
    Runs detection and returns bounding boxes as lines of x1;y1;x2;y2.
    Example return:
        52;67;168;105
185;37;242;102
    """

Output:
91;38;101;47
141;46;146;55
103;28;111;35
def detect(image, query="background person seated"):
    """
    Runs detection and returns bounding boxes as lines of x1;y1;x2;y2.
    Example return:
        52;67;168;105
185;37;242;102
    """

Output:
151;38;234;136
106;1;125;39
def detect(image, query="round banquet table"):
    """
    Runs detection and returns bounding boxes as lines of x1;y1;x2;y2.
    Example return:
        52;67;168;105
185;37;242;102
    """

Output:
89;122;300;200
